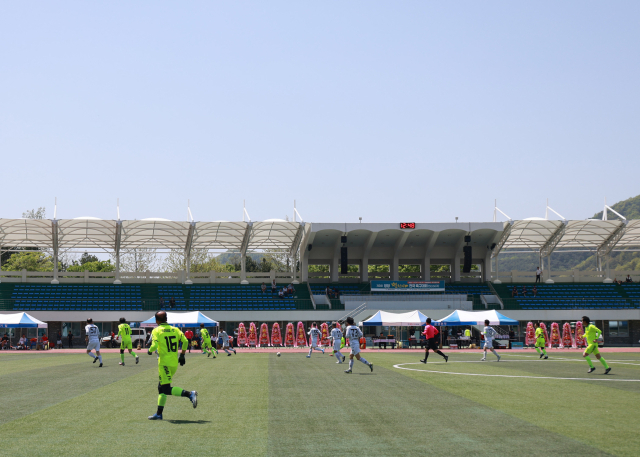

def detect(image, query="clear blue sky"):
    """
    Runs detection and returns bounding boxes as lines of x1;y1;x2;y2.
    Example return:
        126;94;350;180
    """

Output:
1;1;638;223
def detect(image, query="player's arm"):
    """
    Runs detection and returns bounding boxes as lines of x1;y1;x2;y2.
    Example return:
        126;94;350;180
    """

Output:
148;333;158;354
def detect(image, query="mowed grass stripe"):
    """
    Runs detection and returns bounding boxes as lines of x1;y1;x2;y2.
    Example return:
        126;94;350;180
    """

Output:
385;353;640;456
0;352;98;376
267;353;607;456
0;353;269;456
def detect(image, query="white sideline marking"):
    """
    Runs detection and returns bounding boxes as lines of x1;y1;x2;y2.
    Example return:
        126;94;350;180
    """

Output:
393;362;640;382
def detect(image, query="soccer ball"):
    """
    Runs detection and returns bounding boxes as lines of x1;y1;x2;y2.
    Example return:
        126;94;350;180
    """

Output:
277;352;281;357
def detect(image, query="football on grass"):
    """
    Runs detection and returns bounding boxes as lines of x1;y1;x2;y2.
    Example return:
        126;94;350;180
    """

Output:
277;352;281;357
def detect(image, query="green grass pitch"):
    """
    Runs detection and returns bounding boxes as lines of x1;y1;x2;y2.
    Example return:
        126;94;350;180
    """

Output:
1;350;640;456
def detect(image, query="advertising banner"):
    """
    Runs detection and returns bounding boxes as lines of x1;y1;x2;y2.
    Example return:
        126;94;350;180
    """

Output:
371;280;445;292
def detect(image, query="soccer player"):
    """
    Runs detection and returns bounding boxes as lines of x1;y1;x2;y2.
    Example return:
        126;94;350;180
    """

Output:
306;322;325;358
344;317;373;374
534;322;548;359
85;318;102;367
147;311;197;420
117;317;139;366
200;324;216;358
582;316;611;374
218;329;236;356
420;318;448;364
330;322;345;364
481;319;501;362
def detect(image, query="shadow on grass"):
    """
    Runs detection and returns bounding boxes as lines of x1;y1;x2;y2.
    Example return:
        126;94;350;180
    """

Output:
166;420;211;424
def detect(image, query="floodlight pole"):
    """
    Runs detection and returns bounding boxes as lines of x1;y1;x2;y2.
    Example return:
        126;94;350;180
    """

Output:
184;202;195;285
51;198;59;284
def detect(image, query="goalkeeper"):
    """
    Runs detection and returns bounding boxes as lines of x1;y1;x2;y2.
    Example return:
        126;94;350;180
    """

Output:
147;311;198;420
582;316;611;374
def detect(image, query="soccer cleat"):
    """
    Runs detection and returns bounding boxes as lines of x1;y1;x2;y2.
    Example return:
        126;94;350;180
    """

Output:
605;368;611;375
99;363;103;367
207;352;211;358
539;353;544;359
321;349;325;354
588;367;596;373
227;353;232;356
497;355;501;362
136;356;139;364
93;357;98;364
306;355;311;358
233;349;237;354
544;356;548;359
342;355;346;363
119;362;125;366
481;357;486;361
212;355;216;358
190;391;198;408
444;355;449;363
336;361;342;364
148;413;163;420
369;363;373;372
344;369;352;374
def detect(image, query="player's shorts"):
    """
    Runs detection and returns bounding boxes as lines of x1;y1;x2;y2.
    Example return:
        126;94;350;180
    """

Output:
202;340;212;348
120;339;132;350
350;343;361;355
483;340;493;350
310;339;320;348
426;338;439;351
222;341;229;348
333;342;341;352
86;340;100;352
535;338;546;348
158;365;178;385
584;342;600;355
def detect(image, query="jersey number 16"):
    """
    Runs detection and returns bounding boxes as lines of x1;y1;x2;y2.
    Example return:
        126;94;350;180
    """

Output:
164;336;177;352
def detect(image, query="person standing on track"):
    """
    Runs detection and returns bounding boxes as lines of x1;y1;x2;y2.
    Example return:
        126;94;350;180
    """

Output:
481;319;501;362
344;317;373;374
117;317;139;366
420;318;448;364
330;322;345;364
582;316;611;374
184;329;194;353
306;322;325;358
534;322;548;359
147;311;197;420
85;318;102;367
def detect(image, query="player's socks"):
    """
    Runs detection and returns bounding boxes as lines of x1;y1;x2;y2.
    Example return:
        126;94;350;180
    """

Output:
535;347;541;355
493;349;500;359
349;359;354;370
156;406;164;416
542;348;548;356
88;352;96;359
585;356;594;368
121;354;125;363
171;387;190;397
308;348;312;357
130;351;137;358
599;357;610;369
335;353;342;362
98;355;102;363
359;357;369;365
158;394;167;408
436;350;446;359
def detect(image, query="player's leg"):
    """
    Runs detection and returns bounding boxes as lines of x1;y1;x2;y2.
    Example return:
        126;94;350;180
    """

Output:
491;347;500;361
86;348;96;359
594;348;610;372
482;344;487;361
583;346;596;372
356;352;373;371
120;348;126;365
95;349;102;365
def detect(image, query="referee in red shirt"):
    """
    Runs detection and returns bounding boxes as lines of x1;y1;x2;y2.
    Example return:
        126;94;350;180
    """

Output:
420;318;448;364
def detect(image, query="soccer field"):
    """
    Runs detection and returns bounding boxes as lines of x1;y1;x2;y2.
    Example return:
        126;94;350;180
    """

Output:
2;350;640;456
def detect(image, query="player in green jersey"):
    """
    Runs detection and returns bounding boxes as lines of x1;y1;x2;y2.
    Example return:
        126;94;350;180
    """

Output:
117;318;139;366
147;311;197;420
534;322;548;359
582;316;611;374
199;323;216;358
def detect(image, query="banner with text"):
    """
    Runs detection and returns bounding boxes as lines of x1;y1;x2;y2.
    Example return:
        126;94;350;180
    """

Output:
371;280;445;292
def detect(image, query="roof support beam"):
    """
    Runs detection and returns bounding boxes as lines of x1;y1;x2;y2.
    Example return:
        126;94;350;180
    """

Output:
289;222;306;284
391;232;410;281
491;222;512;259
51;220;59;284
239;222;253;285
597;221;627;263
184;222;196;285
540;222;566;258
113;221;122;284
421;232;439;280
361;232;377;282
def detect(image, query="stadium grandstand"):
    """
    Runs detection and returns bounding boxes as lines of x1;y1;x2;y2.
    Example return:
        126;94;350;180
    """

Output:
1;201;639;347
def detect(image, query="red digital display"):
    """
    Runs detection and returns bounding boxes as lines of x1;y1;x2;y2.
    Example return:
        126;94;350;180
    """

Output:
400;222;416;229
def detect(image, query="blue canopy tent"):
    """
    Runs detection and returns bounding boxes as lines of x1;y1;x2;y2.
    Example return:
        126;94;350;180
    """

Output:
140;311;218;328
436;310;519;326
0;312;48;328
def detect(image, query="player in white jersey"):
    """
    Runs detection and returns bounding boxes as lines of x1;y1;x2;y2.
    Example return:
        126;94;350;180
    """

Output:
344;317;372;374
218;329;236;356
85;318;103;367
481;319;501;362
330;322;345;363
306;322;325;358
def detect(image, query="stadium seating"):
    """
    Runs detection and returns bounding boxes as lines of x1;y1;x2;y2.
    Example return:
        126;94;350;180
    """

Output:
492;283;639;310
8;284;143;311
309;282;491;296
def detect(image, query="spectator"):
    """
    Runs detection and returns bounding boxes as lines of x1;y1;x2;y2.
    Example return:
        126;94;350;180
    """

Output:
333;287;340;298
169;297;176;309
56;330;63;349
522;285;527;297
18;334;27;350
535;267;541;283
159;296;165;309
278;289;284;299
532;285;538;297
1;333;9;350
626;275;633;283
111;331;117;348
145;332;152;348
512;286;518;297
68;332;74;349
271;279;277;293
41;334;49;350
261;283;267;293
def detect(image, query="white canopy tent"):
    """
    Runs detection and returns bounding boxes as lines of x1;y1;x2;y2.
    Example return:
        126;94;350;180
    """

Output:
140;311;218;328
361;310;430;327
